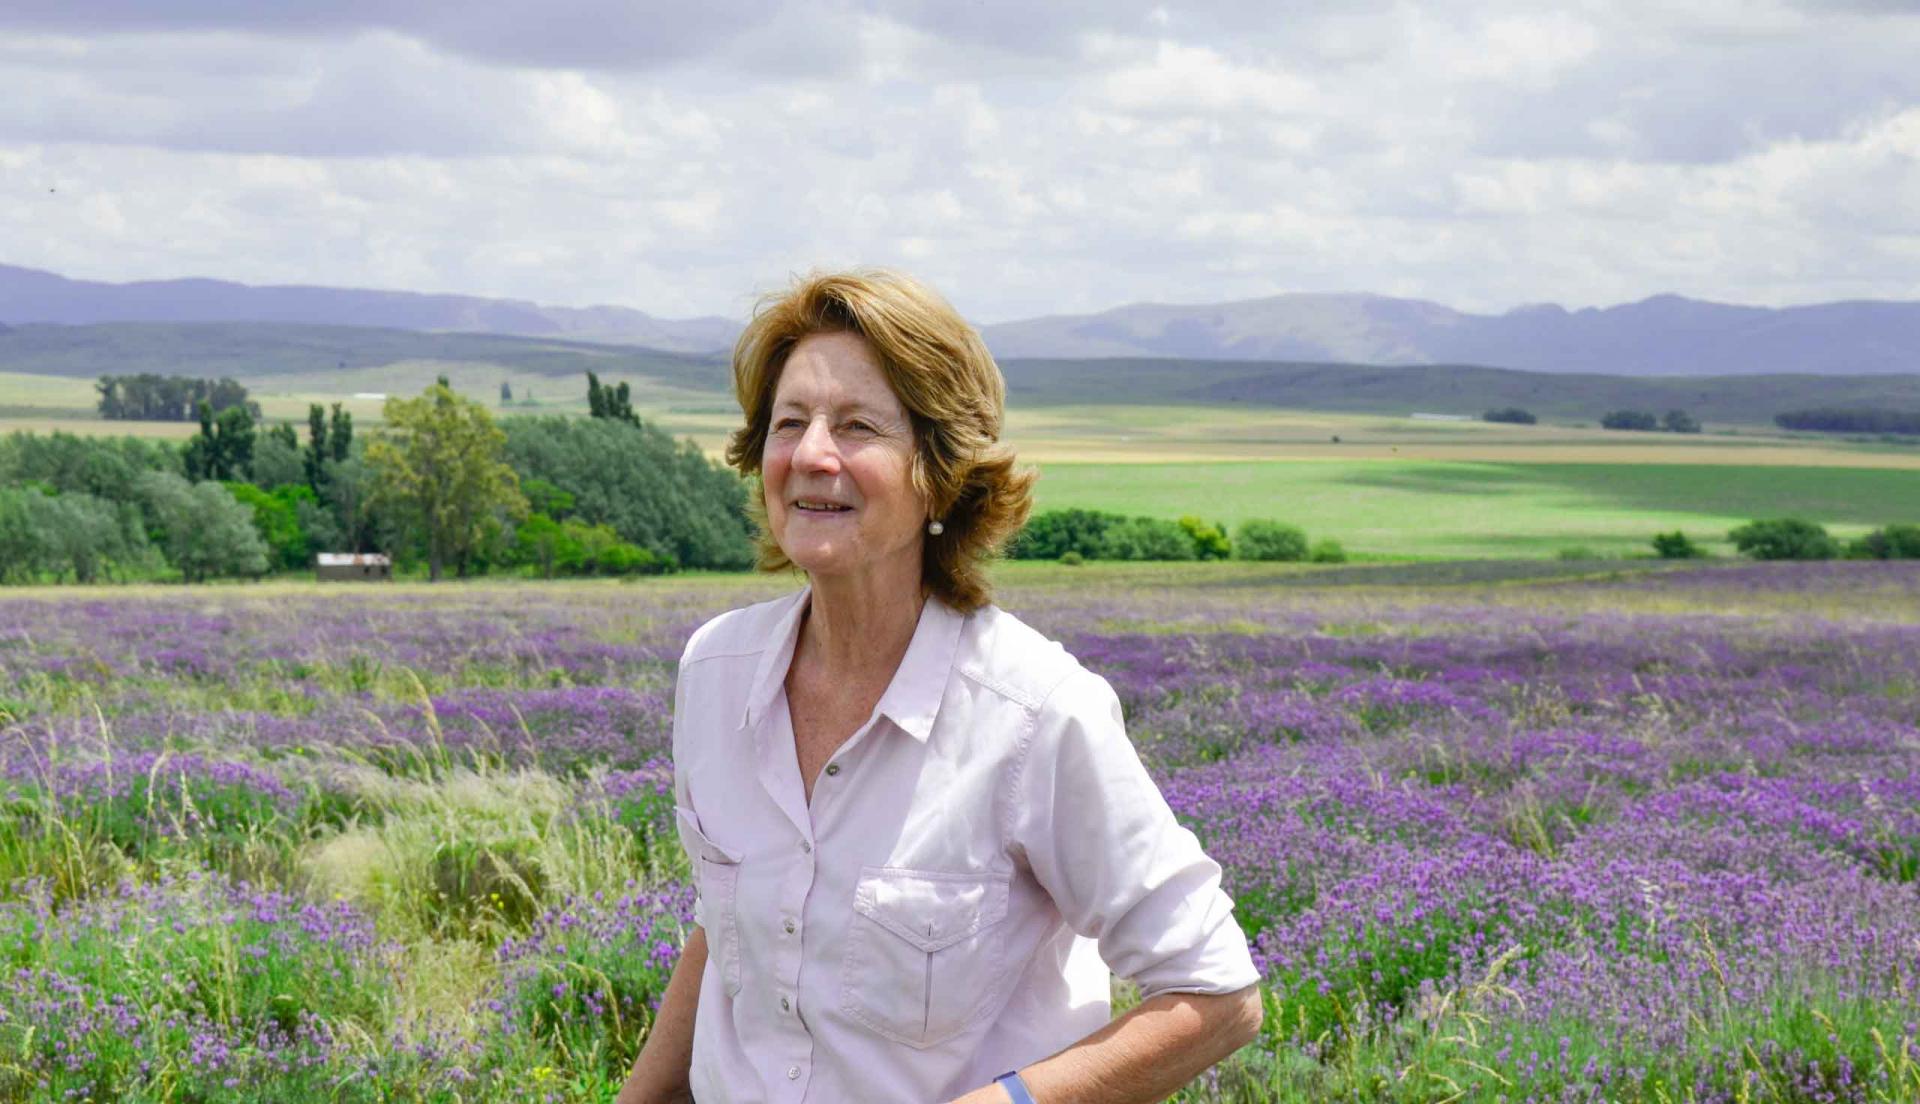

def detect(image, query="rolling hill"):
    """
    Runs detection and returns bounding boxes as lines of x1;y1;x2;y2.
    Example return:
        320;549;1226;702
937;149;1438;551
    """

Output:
0;264;736;354
979;292;1920;375
3;321;1918;429
0;321;730;394
6;261;1920;376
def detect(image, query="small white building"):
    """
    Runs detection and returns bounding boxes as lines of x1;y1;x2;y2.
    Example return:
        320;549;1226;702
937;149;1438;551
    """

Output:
315;552;392;582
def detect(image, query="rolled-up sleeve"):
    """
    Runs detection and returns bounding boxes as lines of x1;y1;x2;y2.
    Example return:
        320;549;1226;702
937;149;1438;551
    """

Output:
1007;667;1260;999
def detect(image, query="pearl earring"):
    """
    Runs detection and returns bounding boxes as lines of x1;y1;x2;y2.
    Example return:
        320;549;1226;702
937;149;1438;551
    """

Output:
927;519;945;536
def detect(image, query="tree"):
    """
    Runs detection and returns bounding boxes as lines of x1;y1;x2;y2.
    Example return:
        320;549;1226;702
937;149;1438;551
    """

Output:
501;380;514;403
0;488;55;583
501;416;750;570
1850;523;1920;560
329;402;352;461
226;482;317;571
1008;508;1125;560
366;383;528;581
182;401;255;482
0;488;130;583
306;403;330;492
38;492;141;583
1233;519;1309;562
1775;408;1920;436
1308;538;1347;563
135;471;269;582
1662;409;1701;434
521;478;576;519
1651;530;1705;559
1099;517;1195;561
0;430;179;501
96;377;123;420
94;374;257;422
1483;407;1537;425
586;372;640;427
1727;518;1838;561
1177;516;1232;560
252;424;305;489
587;372;608;419
1600;410;1659;431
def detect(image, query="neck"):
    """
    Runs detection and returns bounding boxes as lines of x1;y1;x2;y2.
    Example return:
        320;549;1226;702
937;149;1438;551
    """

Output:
801;558;927;675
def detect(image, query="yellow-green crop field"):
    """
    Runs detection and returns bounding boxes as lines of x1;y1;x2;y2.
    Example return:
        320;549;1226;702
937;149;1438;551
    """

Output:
4;369;1916;560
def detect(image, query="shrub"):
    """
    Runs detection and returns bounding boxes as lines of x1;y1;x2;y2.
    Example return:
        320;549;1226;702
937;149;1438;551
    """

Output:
1849;523;1920;560
1100;516;1196;561
1177;516;1232;560
1662;409;1701;434
1483;407;1537;425
1308;538;1347;564
1651;530;1706;559
1058;550;1084;566
1728;518;1838;561
1233;519;1308;562
1010;508;1125;560
1600;410;1659;431
596;541;670;575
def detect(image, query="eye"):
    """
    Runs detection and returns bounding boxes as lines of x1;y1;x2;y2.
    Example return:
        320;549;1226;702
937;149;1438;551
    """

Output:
845;419;876;434
773;417;804;431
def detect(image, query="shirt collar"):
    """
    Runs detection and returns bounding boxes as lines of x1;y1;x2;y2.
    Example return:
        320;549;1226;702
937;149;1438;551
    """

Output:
738;585;965;743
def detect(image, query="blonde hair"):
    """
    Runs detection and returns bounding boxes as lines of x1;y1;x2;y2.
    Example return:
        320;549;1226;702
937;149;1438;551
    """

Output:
726;269;1035;612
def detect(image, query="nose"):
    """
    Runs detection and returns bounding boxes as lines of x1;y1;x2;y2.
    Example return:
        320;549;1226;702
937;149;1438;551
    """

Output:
792;415;841;474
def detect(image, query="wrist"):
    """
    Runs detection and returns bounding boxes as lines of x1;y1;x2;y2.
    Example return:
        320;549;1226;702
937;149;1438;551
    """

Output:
995;1070;1037;1104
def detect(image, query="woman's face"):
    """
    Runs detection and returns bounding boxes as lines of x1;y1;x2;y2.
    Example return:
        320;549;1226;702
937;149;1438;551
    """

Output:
762;331;927;589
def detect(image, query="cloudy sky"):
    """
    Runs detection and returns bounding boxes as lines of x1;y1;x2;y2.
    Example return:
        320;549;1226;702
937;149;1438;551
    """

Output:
3;1;1918;322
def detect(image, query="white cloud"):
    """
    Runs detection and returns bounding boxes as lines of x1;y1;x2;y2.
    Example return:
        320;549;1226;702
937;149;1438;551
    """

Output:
0;1;1917;323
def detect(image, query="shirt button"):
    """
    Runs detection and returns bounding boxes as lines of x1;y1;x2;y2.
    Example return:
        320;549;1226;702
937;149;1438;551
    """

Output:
780;995;791;1012
787;1066;801;1080
784;918;797;934
824;763;841;776
800;840;812;853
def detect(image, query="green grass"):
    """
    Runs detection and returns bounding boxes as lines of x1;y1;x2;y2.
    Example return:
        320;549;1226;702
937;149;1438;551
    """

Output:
1031;459;1920;558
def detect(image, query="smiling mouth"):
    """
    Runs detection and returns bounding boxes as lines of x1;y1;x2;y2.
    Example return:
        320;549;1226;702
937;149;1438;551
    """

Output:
793;500;853;513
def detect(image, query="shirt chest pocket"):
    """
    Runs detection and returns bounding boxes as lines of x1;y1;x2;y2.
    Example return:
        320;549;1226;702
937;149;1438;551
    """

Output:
676;808;744;999
839;866;1012;1049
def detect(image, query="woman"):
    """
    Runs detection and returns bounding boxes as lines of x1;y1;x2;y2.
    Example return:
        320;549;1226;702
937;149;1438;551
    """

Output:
618;270;1262;1104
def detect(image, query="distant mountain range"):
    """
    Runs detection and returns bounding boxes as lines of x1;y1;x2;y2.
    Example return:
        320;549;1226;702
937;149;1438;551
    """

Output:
0;263;736;355
4;262;1918;376
981;293;1920;376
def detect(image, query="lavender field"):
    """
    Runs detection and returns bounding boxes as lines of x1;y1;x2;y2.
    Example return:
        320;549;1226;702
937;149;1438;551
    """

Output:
2;563;1918;1103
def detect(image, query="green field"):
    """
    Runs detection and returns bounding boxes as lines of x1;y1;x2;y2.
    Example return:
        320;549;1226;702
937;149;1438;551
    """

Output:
7;346;1920;561
1029;459;1920;558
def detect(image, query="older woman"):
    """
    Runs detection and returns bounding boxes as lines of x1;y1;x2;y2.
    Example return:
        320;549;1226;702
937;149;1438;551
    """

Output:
618;270;1261;1104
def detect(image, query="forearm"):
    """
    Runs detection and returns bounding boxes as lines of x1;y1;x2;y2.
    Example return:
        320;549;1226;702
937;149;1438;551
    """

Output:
615;926;708;1104
949;985;1264;1104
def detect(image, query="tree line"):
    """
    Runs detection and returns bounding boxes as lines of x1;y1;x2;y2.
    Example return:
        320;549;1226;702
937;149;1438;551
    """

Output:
1481;407;1704;432
1774;408;1920;436
95;374;259;422
2;378;755;585
1009;508;1346;564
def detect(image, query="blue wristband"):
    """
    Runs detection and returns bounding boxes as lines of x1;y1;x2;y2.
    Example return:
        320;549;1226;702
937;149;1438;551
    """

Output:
995;1070;1037;1104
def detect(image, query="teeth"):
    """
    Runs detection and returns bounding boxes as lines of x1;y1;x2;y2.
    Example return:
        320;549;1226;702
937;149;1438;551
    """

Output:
797;501;850;511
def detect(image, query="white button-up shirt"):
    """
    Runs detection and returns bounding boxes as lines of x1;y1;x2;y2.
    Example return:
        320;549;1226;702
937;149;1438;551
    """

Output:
671;587;1258;1103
